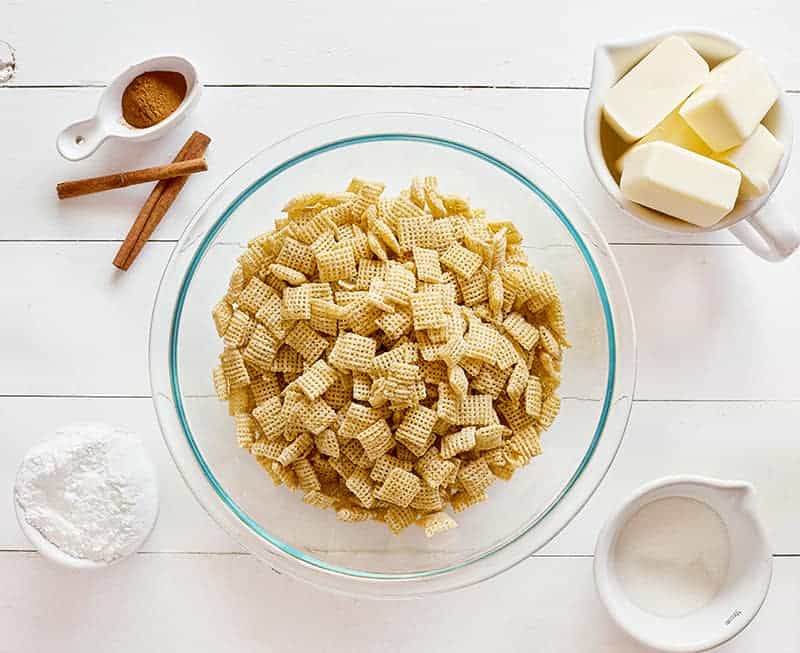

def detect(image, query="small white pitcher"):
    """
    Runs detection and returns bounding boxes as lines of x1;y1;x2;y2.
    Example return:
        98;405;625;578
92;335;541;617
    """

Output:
594;476;772;652
584;29;799;261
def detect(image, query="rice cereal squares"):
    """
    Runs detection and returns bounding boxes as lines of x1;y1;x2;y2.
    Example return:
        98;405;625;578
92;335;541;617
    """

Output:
329;332;377;372
211;176;568;536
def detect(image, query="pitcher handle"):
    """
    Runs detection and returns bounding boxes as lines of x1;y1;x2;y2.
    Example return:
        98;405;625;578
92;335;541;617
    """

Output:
728;200;800;262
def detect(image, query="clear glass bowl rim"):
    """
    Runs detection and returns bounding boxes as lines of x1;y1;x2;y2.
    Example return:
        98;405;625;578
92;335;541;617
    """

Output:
149;112;637;597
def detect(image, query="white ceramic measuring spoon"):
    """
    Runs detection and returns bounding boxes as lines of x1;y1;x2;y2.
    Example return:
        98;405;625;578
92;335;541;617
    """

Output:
56;55;202;161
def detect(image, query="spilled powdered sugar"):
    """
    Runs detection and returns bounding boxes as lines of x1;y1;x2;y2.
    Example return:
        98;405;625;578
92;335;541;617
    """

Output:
14;423;159;563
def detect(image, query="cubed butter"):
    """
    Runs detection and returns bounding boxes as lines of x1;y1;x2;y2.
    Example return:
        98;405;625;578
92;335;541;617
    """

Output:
615;108;712;174
620;142;741;227
679;50;779;152
715;124;784;198
603;36;709;143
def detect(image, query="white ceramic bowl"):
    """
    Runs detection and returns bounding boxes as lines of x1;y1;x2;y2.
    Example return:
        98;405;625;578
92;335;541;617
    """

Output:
594;476;772;652
13;424;160;569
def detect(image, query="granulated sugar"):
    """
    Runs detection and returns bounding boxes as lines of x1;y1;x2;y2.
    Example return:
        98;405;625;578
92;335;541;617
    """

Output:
613;496;729;617
14;423;159;563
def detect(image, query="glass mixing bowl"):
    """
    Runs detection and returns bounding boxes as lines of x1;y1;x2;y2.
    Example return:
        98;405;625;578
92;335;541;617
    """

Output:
150;113;636;598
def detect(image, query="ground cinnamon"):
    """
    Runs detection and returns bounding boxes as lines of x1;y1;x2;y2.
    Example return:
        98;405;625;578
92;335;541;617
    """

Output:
122;71;187;128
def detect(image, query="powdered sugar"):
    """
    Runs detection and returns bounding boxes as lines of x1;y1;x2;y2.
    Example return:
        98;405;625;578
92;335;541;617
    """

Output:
14;423;159;564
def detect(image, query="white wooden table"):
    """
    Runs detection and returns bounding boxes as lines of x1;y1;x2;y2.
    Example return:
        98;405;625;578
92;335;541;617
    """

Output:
3;2;800;650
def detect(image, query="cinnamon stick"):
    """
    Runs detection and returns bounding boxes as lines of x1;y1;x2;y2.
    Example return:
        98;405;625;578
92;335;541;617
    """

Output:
113;131;211;270
57;158;207;199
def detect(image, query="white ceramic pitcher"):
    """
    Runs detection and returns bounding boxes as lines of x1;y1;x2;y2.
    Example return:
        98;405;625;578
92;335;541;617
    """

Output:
584;29;799;261
594;476;772;652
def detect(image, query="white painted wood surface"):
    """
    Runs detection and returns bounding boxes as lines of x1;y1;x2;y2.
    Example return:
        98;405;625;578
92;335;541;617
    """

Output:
4;1;800;88
7;87;800;244
4;554;800;653
3;2;800;650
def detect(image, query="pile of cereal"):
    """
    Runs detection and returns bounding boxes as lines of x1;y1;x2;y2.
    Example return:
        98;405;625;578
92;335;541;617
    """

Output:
212;177;568;537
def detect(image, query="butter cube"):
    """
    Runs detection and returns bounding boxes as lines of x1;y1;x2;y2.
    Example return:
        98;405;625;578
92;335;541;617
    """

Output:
679;50;779;152
715;124;784;198
603;36;709;143
620;142;741;227
615;108;712;174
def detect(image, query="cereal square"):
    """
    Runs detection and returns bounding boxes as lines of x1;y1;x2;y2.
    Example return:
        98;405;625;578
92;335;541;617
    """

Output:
409;292;446;332
374;468;421;508
441;242;482;278
328;332;377;373
285;321;328;363
315;243;356;282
